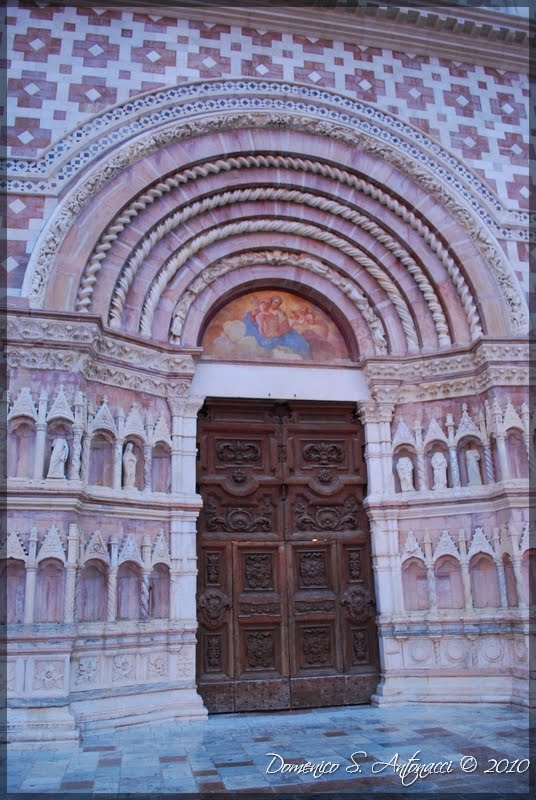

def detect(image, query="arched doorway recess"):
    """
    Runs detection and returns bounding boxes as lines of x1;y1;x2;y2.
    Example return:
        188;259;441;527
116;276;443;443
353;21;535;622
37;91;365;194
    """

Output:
5;80;529;741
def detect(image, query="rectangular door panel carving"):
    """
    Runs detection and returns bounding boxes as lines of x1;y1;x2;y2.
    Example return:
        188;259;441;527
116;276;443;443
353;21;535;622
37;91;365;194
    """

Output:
196;399;378;712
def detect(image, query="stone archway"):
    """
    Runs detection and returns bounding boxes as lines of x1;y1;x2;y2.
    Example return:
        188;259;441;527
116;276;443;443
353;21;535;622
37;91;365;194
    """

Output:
5;78;530;741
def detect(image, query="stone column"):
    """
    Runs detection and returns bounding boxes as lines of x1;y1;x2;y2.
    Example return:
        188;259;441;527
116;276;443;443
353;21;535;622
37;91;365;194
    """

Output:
357;401;384;495
446;414;461;488
80;431;92;484
491;399;509;481
378;402;396;495
143;444;152;493
33;390;48;479
169;512;199;623
141;535;151;620
492;527;507;608
368;517;404;615
64;523;79;623
423;532;437;611
113;439;124;490
414;420;426;491
24;527;39;623
457;530;473;611
478;409;495;484
69;392;86;481
107;534;119;622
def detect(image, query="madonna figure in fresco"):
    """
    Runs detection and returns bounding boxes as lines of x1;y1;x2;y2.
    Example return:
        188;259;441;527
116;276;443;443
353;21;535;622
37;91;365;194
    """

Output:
244;295;311;358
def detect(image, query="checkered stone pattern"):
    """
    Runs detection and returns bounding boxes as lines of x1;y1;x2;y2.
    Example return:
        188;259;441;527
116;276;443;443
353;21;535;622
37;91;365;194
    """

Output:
4;0;529;295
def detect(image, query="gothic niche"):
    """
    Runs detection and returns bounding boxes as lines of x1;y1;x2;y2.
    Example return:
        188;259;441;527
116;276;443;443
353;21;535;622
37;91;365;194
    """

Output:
4;559;26;624
89;432;114;487
402;558;429;611
77;560;107;622
426;443;450;491
116;562;141;620
149;564;170;618
393;446;417;493
34;559;65;623
7;419;36;479
122;438;144;491
469;554;500;608
506;429;529;479
458;437;484;487
434;556;464;609
151;443;171;493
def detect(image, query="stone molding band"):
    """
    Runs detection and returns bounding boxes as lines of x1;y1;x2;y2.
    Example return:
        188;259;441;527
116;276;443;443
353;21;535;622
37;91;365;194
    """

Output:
79;153;479;344
139;217;420;353
23;111;526;336
104;185;462;346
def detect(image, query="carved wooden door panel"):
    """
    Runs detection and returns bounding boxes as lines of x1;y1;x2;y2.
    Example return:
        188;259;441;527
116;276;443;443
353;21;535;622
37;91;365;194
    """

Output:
196;399;378;712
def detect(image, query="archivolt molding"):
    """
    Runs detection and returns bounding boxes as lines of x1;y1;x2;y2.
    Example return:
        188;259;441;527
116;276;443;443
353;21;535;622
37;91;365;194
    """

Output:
22;109;527;337
106;186;457;345
139;217;420;353
168;250;388;355
79;153;478;344
5;80;526;229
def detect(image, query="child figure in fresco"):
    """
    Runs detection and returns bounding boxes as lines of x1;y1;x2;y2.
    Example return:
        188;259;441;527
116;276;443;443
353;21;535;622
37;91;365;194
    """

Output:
245;295;311;358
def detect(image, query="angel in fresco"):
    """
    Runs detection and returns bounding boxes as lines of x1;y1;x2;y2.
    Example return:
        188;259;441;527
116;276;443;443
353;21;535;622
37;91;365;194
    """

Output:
245;295;311;357
289;305;340;359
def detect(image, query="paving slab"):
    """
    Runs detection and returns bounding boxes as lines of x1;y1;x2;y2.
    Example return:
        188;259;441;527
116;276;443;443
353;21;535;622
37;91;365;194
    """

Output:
5;702;531;797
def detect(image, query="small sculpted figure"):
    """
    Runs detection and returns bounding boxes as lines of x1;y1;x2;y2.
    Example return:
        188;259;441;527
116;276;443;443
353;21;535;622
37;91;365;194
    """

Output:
431;451;448;490
396;456;415;492
47;437;69;478
465;449;482;486
122;443;137;489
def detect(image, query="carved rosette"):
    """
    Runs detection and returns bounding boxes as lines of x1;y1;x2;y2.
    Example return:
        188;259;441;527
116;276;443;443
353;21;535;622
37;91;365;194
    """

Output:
246;631;274;669
340;587;375;622
197;588;231;628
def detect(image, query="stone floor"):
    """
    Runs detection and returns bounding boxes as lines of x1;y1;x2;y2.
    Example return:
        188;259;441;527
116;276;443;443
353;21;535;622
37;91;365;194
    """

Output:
5;702;533;797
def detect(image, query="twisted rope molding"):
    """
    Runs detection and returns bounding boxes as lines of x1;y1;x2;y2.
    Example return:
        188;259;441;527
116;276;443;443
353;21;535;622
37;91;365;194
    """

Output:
139;218;420;353
79;154;479;341
108;186;450;346
24;112;523;334
168;249;389;354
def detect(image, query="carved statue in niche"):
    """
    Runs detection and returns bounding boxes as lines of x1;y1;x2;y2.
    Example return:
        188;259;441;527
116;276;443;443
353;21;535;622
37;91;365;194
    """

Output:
122;443;137;489
465;449;482;486
396;456;415;492
47;437;69;478
431;451;448;490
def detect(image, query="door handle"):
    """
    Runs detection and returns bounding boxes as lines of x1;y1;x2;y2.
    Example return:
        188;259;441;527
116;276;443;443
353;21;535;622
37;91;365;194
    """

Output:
279;483;288;501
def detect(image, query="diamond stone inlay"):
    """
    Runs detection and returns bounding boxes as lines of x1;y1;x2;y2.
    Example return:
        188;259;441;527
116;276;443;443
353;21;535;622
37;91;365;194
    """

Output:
9;199;26;214
146;50;161;63
17;131;34;145
88;43;104;57
23;83;40;96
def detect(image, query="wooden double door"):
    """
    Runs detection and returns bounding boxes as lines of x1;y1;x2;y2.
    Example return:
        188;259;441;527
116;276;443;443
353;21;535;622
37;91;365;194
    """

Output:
196;399;379;712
